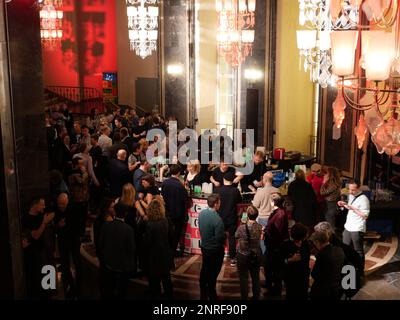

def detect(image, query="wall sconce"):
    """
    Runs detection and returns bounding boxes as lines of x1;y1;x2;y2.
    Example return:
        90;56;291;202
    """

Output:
167;64;183;76
244;68;263;82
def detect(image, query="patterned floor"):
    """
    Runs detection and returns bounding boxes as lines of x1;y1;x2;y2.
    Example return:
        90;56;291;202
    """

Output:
80;225;400;300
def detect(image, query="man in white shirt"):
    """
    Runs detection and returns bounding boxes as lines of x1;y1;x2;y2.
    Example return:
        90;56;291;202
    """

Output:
338;180;370;269
98;126;112;157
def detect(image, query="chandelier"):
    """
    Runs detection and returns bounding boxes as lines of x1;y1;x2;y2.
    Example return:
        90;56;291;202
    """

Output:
297;0;400;157
216;0;256;67
296;0;360;87
126;0;159;59
39;0;63;50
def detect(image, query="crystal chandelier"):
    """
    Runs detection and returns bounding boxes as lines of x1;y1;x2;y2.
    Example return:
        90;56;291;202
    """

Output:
329;1;400;156
216;0;256;67
126;0;159;59
297;0;400;157
296;1;360;87
39;0;63;50
297;30;333;88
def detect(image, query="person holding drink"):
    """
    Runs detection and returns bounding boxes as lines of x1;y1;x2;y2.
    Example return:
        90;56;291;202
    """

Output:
338;180;370;270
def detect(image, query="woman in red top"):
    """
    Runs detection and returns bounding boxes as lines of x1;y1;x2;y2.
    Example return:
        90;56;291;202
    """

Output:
306;163;325;222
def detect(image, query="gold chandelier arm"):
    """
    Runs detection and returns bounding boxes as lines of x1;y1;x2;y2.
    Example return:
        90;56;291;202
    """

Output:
374;0;399;29
304;50;321;66
341;86;374;111
377;104;391;117
376;90;392;106
333;0;399;30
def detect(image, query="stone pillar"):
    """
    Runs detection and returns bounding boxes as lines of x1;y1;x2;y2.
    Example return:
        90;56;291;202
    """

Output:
0;0;50;298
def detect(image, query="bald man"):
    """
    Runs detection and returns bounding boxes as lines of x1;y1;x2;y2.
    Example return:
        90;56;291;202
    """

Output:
54;193;82;298
252;173;280;243
117;149;127;161
108;149;132;197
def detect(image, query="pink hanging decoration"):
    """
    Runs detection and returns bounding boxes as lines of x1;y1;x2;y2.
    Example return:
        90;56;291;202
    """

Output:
362;0;390;20
374;118;400;156
364;105;384;136
355;115;368;149
332;91;346;129
350;0;362;5
385;118;400;156
372;134;386;154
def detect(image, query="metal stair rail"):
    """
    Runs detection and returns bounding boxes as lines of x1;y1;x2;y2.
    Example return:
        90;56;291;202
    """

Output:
46;86;105;114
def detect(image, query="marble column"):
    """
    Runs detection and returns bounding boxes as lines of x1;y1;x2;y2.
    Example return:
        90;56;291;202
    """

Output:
161;0;191;129
0;0;49;298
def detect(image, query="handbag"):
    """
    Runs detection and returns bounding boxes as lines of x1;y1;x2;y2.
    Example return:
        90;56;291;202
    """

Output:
245;223;259;266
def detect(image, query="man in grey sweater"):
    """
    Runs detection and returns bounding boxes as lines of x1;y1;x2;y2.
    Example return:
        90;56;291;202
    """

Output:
198;194;225;300
252;172;280;254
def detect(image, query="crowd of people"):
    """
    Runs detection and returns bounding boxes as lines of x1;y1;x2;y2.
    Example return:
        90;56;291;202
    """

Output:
21;104;370;300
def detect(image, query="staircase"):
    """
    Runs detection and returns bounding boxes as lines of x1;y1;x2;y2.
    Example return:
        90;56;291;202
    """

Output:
45;86;106;115
45;86;149;118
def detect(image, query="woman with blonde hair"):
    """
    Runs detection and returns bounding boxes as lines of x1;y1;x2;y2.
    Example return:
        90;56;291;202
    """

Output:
320;167;342;230
116;183;138;228
184;160;204;190
143;198;174;299
139;138;149;160
117;183;149;271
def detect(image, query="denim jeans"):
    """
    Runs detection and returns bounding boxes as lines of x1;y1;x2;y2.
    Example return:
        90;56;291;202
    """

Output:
256;217;268;255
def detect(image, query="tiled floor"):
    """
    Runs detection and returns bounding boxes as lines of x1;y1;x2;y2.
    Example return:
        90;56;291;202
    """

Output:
354;249;400;300
76;224;400;300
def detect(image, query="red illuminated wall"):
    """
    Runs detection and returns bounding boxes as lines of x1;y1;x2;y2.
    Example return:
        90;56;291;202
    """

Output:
42;0;117;93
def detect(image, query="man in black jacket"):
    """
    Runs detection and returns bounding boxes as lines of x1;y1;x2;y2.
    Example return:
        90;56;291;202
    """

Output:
54;193;82;299
314;221;363;298
107;149;131;198
241;151;266;193
90;134;105;214
288;169;317;228
309;230;345;300
98;202;136;299
161;164;188;256
120;127;135;155
108;132;130;160
217;171;242;266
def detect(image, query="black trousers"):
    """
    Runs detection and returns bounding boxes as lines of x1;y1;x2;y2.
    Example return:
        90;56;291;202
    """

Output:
71;201;88;237
100;267;130;300
237;253;261;300
148;274;173;299
171;218;185;252
58;236;82;298
265;248;283;295
324;201;337;230
284;273;310;300
89;183;104;214
225;223;237;260
343;230;365;269
199;247;224;300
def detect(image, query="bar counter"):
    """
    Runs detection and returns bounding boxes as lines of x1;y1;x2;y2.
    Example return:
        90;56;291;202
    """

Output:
184;193;253;255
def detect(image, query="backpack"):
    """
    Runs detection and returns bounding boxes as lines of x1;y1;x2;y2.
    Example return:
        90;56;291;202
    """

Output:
245;224;260;266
